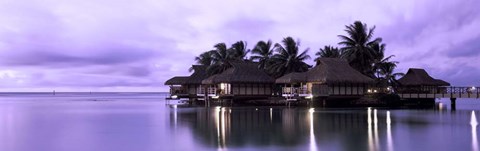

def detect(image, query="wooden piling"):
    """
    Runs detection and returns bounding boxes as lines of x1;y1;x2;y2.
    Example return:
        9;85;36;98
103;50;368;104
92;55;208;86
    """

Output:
450;98;456;110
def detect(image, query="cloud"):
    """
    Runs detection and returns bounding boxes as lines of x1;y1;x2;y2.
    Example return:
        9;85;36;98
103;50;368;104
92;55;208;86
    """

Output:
446;37;480;58
0;0;479;91
0;45;161;67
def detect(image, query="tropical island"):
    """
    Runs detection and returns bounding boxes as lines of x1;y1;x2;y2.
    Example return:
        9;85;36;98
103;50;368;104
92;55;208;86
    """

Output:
165;21;470;108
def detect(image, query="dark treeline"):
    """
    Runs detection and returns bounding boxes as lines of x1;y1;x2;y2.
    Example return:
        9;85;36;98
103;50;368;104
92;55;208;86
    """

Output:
193;21;404;87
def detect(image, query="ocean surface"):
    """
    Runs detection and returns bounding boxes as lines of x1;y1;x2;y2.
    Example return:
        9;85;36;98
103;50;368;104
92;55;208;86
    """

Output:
0;92;479;151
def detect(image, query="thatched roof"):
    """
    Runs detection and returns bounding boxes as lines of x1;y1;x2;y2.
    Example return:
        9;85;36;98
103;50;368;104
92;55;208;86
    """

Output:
164;76;190;85
202;62;274;84
185;65;208;84
275;58;374;84
275;72;307;84
164;65;208;85
397;68;450;86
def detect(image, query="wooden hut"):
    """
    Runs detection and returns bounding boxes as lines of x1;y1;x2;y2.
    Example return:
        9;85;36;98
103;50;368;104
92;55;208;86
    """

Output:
164;65;209;99
276;58;374;99
184;65;209;99
164;76;190;99
397;68;450;93
201;61;275;99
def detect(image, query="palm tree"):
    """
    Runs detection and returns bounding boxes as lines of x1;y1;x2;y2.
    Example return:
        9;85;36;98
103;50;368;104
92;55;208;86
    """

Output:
370;42;386;63
376;61;404;88
229;41;250;60
267;37;311;78
314;46;341;65
370;42;402;79
190;51;214;72
207;43;235;75
250;40;274;70
338;21;382;77
194;51;213;66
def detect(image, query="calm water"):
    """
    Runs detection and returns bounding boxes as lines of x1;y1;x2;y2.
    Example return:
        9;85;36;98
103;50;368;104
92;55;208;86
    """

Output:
0;93;479;151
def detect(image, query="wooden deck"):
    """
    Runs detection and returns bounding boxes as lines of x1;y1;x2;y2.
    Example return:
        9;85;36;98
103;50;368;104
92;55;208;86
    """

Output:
399;93;479;99
398;86;479;99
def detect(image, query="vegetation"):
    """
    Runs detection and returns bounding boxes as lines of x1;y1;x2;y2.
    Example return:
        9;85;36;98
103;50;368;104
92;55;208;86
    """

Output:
250;40;274;70
194;51;213;66
192;21;403;87
267;37;311;78
207;43;234;75
230;41;250;60
314;46;341;64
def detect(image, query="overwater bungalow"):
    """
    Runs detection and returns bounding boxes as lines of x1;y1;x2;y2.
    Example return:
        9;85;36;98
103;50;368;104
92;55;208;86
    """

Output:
164;65;209;99
201;61;275;100
164;76;190;99
276;58;375;100
397;68;450;93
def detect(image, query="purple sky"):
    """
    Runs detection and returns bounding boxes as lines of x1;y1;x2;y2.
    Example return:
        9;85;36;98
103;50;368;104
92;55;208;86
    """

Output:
0;0;479;92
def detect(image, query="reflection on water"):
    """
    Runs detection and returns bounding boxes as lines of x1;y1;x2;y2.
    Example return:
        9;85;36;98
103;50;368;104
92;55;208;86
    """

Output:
172;106;480;151
374;109;379;150
387;111;394;151
173;105;177;128
472;111;478;151
1;95;480;151
309;108;317;151
368;108;374;151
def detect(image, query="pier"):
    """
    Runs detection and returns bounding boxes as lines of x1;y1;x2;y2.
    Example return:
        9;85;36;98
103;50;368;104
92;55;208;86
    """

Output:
397;86;479;110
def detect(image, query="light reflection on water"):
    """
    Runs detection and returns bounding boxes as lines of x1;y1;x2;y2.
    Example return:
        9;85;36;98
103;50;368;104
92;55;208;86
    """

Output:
472;111;478;151
387;111;394;151
0;95;479;151
309;108;317;151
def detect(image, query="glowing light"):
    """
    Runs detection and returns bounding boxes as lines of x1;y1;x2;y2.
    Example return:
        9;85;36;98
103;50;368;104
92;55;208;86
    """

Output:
171;95;178;99
255;108;258;111
386;111;391;125
373;90;378;93
368;89;372;93
305;95;313;99
367;107;374;151
212;95;219;99
472;111;478;126
438;103;444;111
472;111;478;151
387;110;394;151
472;87;477;90
220;83;226;90
172;105;177;109
309;107;317;151
214;105;221;149
373;109;379;150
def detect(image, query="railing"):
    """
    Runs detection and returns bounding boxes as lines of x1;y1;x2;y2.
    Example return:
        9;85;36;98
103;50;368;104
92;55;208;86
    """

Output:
207;87;217;95
197;87;205;94
394;86;479;99
282;87;309;95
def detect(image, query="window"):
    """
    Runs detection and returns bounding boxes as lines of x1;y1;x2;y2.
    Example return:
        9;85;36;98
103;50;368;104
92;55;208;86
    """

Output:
219;83;231;94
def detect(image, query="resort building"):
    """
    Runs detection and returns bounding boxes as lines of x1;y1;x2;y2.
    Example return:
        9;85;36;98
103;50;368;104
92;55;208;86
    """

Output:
276;58;374;99
201;61;275;100
164;65;209;99
397;68;450;93
164;76;189;99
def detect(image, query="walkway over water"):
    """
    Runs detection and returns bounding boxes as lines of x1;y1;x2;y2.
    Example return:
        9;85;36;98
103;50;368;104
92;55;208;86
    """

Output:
396;86;479;99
